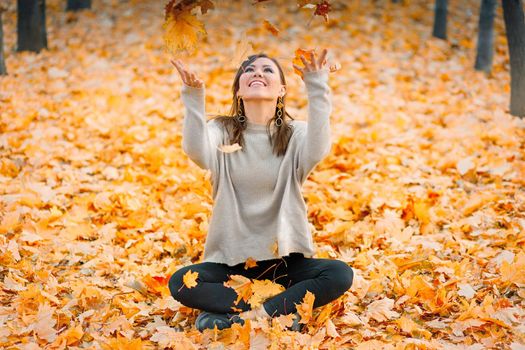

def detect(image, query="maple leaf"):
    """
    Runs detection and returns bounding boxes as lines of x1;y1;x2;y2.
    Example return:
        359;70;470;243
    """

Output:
244;257;258;269
224;275;253;305
249;279;285;308
314;0;331;22
163;10;206;54
263;19;279;36
101;335;144;350
292;48;315;78
500;251;525;286
198;0;215;15
182;270;199;289
295;290;315;324
365;297;400;322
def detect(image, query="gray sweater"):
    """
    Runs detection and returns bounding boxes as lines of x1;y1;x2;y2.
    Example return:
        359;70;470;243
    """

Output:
180;69;332;266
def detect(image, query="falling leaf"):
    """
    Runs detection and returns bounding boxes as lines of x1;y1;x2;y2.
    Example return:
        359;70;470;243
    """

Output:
218;143;242;153
163;10;207;54
263;19;279;36
293;48;315;78
314;0;332;22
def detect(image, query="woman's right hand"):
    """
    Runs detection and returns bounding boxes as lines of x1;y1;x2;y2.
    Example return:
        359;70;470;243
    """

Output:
170;58;205;89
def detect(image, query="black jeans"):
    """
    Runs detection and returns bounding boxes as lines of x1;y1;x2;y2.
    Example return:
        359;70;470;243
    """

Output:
168;253;354;317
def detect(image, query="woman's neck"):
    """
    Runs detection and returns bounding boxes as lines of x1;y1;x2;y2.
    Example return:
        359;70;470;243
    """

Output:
242;99;276;125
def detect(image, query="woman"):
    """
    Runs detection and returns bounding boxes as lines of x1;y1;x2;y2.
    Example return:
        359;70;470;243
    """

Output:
168;49;353;332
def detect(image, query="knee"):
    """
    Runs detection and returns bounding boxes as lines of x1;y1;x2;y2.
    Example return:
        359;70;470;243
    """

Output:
330;260;354;293
168;266;191;301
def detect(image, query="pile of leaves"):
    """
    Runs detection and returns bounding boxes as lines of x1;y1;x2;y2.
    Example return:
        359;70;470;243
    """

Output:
0;0;524;348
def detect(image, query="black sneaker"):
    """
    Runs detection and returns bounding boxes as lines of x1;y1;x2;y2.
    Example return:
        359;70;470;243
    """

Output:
195;311;245;332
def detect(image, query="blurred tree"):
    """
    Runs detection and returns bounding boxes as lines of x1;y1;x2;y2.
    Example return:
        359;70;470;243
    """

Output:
0;5;6;75
17;0;47;53
475;0;497;72
66;0;92;11
502;0;525;117
432;0;447;39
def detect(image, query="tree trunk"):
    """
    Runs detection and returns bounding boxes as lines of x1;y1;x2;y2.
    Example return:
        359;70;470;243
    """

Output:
0;10;6;75
66;0;92;11
502;0;525;117
432;0;448;39
475;0;497;72
17;0;47;53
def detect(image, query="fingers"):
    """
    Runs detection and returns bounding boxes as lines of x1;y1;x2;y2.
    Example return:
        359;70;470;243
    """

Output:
300;55;313;71
317;49;328;68
298;49;329;73
292;63;304;76
170;58;202;87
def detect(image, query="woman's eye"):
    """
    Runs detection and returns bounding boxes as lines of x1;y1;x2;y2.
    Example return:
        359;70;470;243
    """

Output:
245;67;273;73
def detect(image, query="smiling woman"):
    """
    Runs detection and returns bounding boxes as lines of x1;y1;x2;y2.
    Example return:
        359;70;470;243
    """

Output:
168;50;354;332
212;53;295;157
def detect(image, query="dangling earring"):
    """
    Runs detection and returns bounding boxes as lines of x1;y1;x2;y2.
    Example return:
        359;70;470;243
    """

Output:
236;95;246;123
275;95;284;127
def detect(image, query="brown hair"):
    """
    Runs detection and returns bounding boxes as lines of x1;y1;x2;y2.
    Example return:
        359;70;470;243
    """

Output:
211;53;295;157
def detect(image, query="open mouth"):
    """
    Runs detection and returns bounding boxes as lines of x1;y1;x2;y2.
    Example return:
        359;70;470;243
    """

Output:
249;81;266;87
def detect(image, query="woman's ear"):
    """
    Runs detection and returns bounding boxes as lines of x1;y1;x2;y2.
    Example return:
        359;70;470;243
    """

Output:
280;85;286;97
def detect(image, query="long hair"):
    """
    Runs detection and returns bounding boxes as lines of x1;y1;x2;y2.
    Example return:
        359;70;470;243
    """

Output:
211;53;295;157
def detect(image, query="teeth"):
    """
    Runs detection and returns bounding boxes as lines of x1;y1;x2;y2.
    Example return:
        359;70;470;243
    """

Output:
250;81;265;87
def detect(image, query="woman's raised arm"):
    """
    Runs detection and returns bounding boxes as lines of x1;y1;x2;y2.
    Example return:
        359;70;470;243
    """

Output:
171;59;220;172
292;49;333;183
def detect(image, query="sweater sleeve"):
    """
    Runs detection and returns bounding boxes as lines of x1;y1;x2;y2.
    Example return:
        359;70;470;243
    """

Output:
180;83;221;172
296;69;333;184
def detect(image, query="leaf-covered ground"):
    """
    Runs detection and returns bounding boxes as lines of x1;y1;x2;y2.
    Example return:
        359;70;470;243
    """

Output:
1;0;524;349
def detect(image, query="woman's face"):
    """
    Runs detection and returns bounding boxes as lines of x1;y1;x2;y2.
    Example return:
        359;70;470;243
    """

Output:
237;57;286;102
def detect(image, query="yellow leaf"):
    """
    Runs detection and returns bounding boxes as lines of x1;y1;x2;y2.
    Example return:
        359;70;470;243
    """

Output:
183;270;199;289
163;11;206;54
295;290;315;324
365;297;400;322
249;279;285;309
218;143;242;153
397;316;433;339
244;257;258;270
500;251;525;285
413;199;430;225
326;319;340;338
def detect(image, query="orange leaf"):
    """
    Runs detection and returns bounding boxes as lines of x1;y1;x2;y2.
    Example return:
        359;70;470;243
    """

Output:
292;48;315;78
224;275;253;305
244;257;258;270
295;290;315;324
263;19;279;36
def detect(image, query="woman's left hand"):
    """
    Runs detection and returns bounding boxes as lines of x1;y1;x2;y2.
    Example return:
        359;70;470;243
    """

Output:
293;48;329;77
